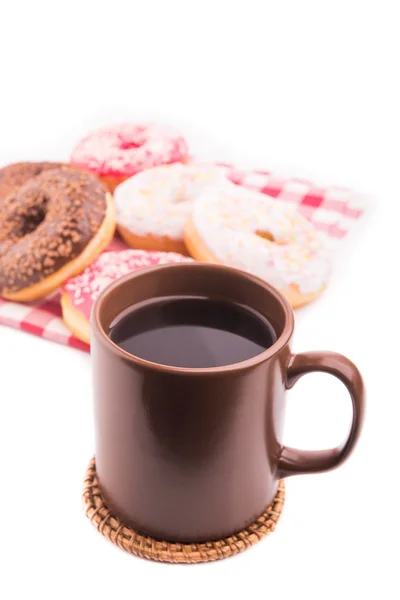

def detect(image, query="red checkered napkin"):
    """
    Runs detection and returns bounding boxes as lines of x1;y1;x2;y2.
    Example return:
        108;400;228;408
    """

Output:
211;164;365;243
0;165;366;352
0;291;89;350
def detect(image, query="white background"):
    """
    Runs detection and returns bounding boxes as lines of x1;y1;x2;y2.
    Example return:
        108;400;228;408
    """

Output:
0;1;399;599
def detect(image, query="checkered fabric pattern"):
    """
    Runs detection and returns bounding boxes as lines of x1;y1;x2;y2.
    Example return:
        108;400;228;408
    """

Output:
0;164;366;353
212;163;365;244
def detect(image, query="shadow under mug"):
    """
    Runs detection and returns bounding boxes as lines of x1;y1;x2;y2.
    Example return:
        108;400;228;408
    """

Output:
91;263;365;543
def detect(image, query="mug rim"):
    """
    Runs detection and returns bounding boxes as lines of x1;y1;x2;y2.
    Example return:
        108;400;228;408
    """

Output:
92;262;295;375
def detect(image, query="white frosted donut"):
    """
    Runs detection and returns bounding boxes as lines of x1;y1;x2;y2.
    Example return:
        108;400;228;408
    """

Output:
114;163;229;255
184;185;331;308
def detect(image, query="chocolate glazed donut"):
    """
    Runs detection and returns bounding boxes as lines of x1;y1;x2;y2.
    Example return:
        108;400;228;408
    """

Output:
0;167;116;301
0;162;63;201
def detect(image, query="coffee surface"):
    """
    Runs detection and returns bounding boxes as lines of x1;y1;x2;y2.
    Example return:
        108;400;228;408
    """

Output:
109;296;277;368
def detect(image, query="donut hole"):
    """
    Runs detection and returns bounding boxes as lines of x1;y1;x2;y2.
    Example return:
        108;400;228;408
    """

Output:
119;139;143;150
256;229;275;242
17;205;46;237
256;230;286;245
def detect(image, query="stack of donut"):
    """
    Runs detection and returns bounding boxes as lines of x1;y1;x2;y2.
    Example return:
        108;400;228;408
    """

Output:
0;122;331;344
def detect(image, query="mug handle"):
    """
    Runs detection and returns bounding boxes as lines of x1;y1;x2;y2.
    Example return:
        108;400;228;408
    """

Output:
277;351;365;478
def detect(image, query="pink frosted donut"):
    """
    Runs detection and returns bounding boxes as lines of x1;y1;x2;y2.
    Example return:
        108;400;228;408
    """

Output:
70;123;189;192
61;249;192;344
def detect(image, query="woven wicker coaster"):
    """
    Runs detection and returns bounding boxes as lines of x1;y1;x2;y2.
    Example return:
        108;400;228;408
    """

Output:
83;458;285;564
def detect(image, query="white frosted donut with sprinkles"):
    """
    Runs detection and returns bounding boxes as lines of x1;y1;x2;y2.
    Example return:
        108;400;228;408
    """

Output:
184;186;331;308
61;249;192;344
114;163;230;255
70;123;189;192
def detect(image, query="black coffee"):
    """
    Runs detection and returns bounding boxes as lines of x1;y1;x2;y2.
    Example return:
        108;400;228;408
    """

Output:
109;296;276;368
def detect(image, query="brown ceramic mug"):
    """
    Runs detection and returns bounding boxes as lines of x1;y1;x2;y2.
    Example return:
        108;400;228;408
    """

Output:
91;263;365;543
